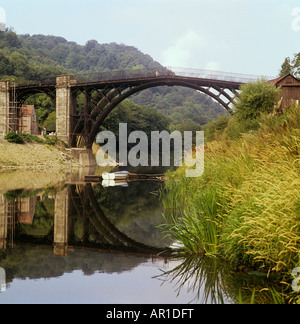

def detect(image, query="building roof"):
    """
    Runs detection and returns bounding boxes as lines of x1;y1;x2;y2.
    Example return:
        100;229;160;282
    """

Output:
20;105;35;117
269;73;300;86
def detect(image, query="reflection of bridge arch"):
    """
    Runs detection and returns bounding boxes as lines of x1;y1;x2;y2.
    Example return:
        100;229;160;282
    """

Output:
0;184;171;256
72;183;169;255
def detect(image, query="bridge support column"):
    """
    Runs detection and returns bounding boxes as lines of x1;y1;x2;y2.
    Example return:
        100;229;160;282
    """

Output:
0;81;10;139
56;76;76;147
71;148;97;167
0;195;8;250
54;187;69;256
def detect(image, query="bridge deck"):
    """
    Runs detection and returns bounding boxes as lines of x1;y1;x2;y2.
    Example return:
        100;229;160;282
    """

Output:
12;67;273;91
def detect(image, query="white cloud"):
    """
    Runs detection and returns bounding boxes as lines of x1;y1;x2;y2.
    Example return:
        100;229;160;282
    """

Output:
160;29;228;70
161;30;208;67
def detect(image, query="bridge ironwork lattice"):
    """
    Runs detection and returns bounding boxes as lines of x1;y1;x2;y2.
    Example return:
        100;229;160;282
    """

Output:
6;67;276;147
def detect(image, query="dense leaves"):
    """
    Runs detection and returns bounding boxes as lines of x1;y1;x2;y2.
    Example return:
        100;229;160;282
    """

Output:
280;53;300;77
233;79;281;121
0;29;226;132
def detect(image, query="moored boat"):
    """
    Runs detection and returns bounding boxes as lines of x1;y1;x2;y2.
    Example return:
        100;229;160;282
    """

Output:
101;171;129;180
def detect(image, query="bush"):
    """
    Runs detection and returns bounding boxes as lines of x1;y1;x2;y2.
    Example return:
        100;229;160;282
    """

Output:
205;115;231;142
19;133;44;144
234;78;281;121
4;132;57;146
44;134;57;145
225;116;260;139
4;132;24;144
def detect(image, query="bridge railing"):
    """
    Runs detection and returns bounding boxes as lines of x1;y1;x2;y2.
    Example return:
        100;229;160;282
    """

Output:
72;66;275;84
12;66;275;87
166;67;275;84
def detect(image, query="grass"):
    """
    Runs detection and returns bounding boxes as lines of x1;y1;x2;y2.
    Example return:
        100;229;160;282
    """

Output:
161;105;300;277
160;184;222;256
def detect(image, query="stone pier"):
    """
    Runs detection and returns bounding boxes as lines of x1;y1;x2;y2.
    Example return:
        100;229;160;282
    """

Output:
54;187;69;256
56;75;76;147
71;148;97;167
0;81;10;139
0;195;8;250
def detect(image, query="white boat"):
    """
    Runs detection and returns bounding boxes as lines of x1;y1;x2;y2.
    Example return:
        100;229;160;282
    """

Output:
101;171;129;180
102;180;129;187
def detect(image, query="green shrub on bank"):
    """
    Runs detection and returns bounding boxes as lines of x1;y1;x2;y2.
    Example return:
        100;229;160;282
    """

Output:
19;133;45;144
4;132;57;145
4;132;24;144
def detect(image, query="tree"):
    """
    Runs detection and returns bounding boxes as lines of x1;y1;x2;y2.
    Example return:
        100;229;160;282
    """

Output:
233;79;281;121
25;94;55;129
0;52;14;75
279;53;300;78
279;57;293;77
85;40;98;52
44;111;56;132
292;53;300;77
9;52;30;78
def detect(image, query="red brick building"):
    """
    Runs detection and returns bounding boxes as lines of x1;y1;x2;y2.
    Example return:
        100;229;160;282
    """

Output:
19;105;39;135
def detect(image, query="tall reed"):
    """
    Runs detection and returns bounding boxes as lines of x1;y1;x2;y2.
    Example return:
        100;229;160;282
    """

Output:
161;105;300;274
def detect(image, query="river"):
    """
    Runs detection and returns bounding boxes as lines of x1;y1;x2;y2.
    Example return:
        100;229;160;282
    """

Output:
0;167;281;304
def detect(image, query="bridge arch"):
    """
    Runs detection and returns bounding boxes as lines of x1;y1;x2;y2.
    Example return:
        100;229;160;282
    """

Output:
73;76;237;148
14;85;56;107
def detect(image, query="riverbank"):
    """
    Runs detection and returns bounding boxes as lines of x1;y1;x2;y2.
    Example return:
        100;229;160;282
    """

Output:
0;138;80;170
161;105;300;303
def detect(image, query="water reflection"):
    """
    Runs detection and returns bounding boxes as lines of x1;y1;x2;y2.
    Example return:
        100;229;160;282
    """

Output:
0;171;284;304
0;181;171;256
156;255;283;304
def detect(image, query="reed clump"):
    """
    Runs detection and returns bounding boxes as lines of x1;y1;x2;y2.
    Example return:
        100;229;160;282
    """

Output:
161;105;300;275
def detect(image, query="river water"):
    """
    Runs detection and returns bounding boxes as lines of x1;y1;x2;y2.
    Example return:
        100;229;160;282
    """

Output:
0;168;280;304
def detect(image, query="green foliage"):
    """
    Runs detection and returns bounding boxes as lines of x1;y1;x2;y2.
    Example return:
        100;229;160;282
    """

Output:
4;132;24;144
204;115;231;141
0;29;226;133
280;53;300;77
101;99;170;140
43;111;56;132
224;117;260;140
280;57;293;77
18;133;44;144
160;183;222;256
233;79;281;121
132;87;228;131
43;134;57;145
4;131;57;146
161;105;300;275
24;94;55;130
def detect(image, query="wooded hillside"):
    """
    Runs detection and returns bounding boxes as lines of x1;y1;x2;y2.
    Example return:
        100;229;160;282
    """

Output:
0;29;227;133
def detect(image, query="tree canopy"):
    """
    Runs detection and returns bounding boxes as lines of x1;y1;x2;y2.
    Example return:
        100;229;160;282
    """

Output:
0;29;226;133
279;53;300;78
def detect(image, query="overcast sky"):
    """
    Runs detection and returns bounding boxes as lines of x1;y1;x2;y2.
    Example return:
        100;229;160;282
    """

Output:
1;0;300;77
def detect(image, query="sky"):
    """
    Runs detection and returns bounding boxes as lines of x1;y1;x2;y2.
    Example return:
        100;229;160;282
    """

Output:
0;0;300;77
